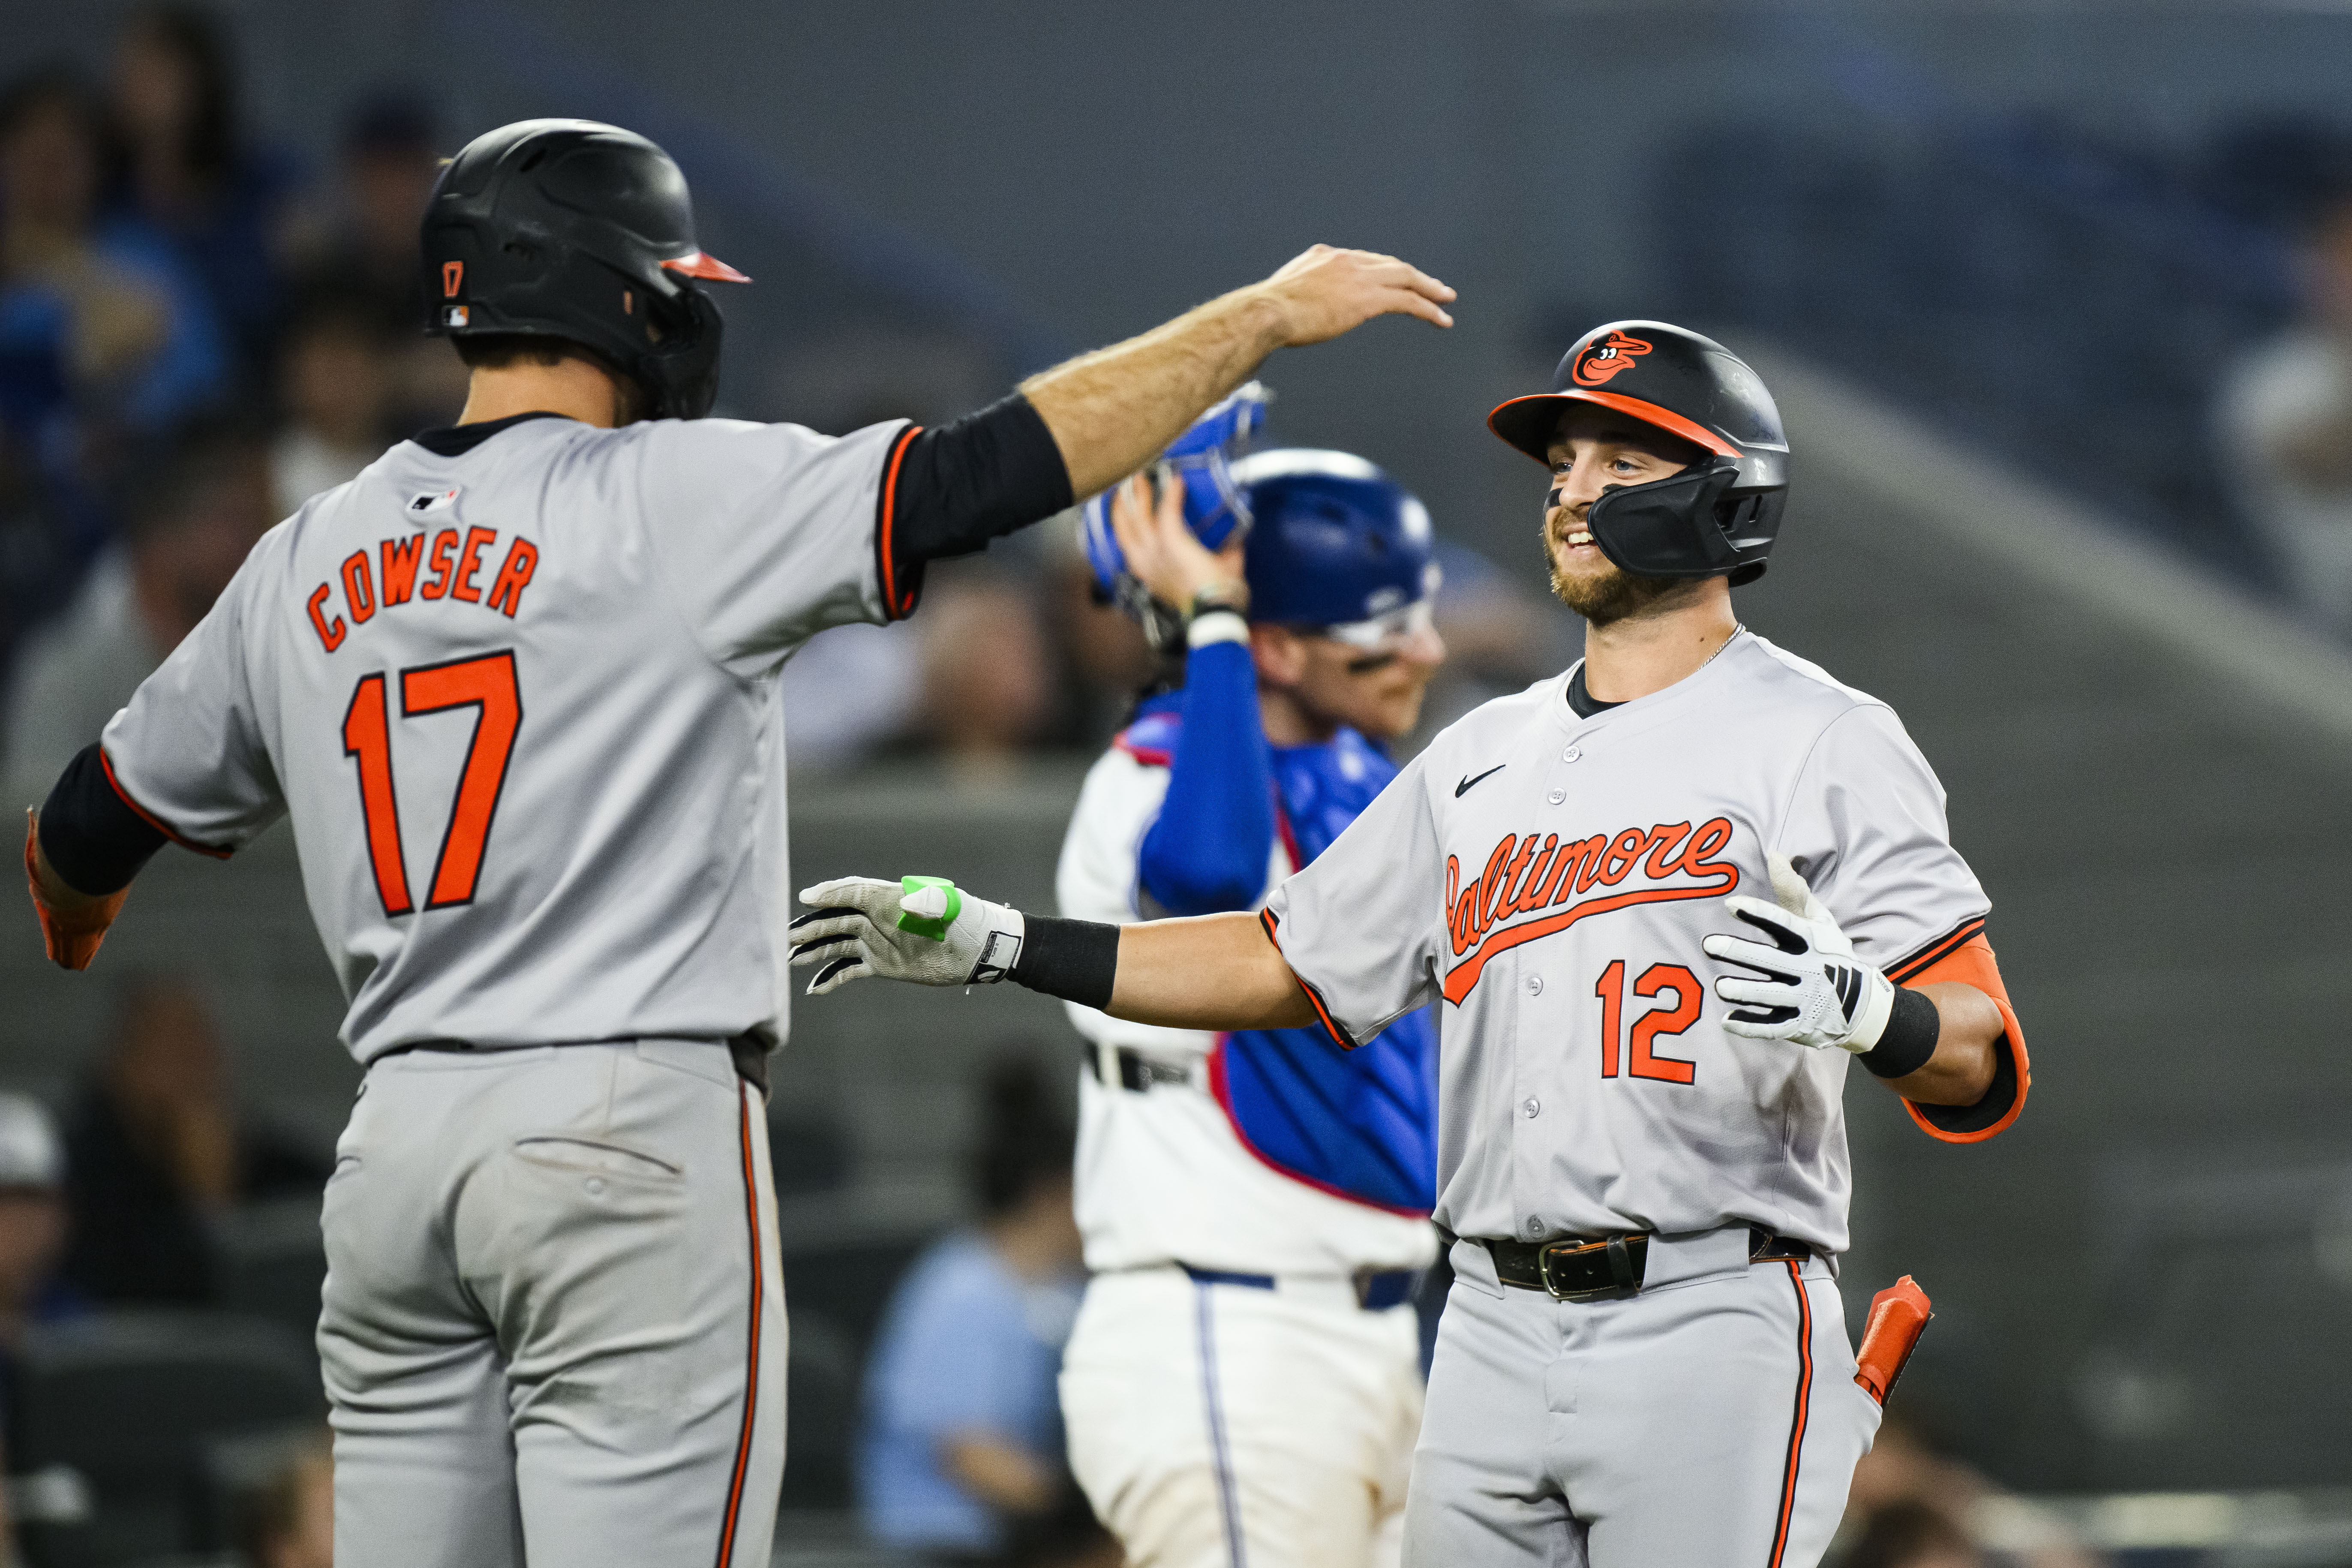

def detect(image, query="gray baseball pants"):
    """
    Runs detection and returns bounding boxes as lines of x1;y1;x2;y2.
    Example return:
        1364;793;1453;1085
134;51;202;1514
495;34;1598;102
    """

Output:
318;1040;787;1568
1406;1229;1878;1568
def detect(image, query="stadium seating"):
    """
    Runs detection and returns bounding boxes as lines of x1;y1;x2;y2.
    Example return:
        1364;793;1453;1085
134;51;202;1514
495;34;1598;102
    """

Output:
11;1311;320;1567
203;1199;327;1360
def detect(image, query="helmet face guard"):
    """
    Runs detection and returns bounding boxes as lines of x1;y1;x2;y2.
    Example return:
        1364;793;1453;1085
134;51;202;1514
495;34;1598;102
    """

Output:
1586;457;1787;587
1487;321;1789;586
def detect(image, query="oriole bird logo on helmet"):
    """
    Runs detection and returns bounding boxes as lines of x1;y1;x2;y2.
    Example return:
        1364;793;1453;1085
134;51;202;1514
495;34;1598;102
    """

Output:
1571;330;1653;387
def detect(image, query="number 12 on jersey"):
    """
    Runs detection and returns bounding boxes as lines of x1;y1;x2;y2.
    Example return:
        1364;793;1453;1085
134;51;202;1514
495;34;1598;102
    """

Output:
1592;959;1701;1084
341;652;523;916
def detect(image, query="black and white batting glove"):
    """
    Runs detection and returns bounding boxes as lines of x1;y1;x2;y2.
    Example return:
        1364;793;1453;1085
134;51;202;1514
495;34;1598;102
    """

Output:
1701;855;1894;1054
790;875;1025;995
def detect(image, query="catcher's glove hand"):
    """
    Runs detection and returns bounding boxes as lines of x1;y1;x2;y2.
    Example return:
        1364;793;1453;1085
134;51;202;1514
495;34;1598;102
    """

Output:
790;875;1025;995
1701;854;1894;1054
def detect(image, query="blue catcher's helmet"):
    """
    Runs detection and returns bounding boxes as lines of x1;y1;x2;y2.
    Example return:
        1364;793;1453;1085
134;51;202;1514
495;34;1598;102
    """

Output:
1235;449;1439;637
1079;382;1269;607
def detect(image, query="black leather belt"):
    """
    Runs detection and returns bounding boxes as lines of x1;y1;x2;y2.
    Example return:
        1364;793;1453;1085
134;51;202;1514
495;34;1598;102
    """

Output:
727;1033;771;1095
1485;1226;1812;1302
1084;1040;1195;1093
372;1033;771;1094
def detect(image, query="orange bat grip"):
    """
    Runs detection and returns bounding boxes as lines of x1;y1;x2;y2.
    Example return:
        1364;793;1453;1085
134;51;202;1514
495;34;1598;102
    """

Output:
1853;1274;1932;1407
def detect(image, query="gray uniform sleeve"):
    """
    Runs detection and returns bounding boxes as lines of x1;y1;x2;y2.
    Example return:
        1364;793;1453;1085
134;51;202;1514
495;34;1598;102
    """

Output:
635;418;910;673
1259;754;1447;1046
99;552;285;853
1773;703;1989;973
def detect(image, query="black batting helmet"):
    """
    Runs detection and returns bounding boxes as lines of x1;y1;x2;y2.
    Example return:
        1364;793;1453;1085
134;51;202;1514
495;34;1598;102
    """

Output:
1488;321;1788;586
421;119;749;420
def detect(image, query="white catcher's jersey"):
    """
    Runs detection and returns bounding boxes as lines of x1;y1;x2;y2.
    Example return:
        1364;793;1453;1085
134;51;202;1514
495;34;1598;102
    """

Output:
1057;747;1437;1277
1262;631;1994;1256
100;412;908;1063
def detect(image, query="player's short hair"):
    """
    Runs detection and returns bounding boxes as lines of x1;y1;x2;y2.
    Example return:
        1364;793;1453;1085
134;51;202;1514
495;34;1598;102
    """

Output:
451;332;594;372
451;334;651;424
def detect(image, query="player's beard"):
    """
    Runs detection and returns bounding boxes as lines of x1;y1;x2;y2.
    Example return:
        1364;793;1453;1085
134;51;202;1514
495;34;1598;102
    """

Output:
1543;517;1682;625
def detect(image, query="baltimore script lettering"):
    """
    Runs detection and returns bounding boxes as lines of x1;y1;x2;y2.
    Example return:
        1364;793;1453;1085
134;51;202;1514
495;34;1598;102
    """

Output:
1439;817;1738;1004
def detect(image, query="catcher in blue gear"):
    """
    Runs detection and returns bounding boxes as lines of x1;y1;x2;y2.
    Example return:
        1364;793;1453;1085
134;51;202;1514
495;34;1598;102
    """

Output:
1043;401;1449;1568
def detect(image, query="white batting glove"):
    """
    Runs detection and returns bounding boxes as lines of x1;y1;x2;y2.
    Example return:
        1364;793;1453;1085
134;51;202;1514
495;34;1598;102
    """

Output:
1700;854;1894;1054
790;875;1026;995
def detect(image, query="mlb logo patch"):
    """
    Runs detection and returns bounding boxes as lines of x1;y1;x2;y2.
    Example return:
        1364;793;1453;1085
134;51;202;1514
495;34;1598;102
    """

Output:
408;488;460;515
442;305;470;328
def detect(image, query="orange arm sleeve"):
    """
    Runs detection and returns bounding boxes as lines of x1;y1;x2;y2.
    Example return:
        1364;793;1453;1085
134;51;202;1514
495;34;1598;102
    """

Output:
1889;927;2028;1144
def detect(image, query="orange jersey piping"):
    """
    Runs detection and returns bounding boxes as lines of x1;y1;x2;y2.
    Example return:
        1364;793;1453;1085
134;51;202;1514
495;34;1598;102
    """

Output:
98;747;232;860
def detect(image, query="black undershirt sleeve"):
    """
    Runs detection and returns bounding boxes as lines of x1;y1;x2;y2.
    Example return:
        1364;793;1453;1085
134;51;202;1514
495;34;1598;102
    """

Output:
38;745;169;896
877;393;1074;618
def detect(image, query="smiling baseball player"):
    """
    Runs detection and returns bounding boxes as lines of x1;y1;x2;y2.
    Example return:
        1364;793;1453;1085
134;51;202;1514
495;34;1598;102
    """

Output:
1055;433;1447;1568
17;117;1456;1568
792;321;2028;1568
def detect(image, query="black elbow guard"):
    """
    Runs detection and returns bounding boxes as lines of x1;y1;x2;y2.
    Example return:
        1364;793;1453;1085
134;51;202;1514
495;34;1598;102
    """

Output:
880;394;1075;613
37;746;171;896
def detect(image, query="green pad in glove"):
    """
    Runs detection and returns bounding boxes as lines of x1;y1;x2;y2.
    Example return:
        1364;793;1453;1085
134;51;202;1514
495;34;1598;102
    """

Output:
896;875;962;942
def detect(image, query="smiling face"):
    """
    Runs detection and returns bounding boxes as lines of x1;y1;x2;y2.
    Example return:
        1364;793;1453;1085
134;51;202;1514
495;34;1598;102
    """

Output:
1539;405;1709;624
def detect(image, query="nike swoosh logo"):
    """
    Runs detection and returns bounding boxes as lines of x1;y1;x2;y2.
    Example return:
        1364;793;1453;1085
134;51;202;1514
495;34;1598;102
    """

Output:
1455;764;1506;798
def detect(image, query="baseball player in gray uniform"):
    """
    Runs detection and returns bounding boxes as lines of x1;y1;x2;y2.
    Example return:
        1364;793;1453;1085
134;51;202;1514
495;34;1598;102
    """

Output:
793;321;2029;1568
18;118;1456;1568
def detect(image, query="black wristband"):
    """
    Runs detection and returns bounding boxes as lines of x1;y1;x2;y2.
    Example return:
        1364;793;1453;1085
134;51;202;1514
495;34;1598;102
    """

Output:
1859;986;1941;1079
1009;914;1120;1011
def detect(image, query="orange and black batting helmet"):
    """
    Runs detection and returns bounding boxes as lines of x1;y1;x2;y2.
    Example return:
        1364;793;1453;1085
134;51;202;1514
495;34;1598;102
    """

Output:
1489;321;1789;586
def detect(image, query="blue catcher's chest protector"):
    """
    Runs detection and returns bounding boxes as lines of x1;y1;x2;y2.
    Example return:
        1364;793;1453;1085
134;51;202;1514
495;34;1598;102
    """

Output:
1118;698;1440;1216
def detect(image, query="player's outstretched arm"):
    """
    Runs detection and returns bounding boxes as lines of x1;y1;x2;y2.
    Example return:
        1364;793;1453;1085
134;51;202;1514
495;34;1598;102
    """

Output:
864;249;1450;621
1023;245;1455;500
791;876;1312;1030
1102;911;1312;1030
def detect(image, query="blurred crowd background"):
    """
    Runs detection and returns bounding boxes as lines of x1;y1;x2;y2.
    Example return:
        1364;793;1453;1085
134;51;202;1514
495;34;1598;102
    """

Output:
4;1;2352;1566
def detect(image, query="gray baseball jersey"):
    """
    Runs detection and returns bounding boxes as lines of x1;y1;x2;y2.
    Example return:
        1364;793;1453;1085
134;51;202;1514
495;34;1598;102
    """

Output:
98;412;907;1062
1262;631;2019;1256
